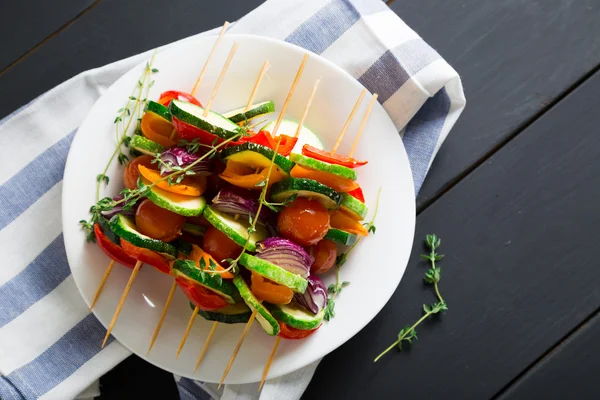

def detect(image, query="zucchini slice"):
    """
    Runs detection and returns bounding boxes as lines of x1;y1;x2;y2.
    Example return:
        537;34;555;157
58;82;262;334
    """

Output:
289;153;357;181
109;214;177;258
340;193;368;221
266;301;324;330
239;253;308;293
182;222;206;237
169;100;242;140
270;178;342;210
97;216;120;245
222;101;275;124
172;259;240;304
202;206;267;252
190;301;252;324
233;275;280;336
324;228;359;246
145;100;172;122
139;177;206;217
221;143;294;175
130;135;165;156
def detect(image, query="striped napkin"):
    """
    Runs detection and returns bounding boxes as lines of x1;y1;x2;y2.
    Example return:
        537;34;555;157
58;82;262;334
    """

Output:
0;0;465;399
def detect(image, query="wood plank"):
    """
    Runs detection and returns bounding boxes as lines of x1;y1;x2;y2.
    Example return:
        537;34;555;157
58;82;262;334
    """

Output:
498;311;600;399
304;68;600;399
0;0;97;72
0;0;262;121
388;0;600;209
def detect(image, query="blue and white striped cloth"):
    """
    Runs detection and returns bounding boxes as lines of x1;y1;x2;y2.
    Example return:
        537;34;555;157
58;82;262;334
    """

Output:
0;1;465;399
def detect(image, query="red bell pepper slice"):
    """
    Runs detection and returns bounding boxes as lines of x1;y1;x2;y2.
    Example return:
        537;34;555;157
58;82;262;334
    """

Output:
347;187;365;203
275;134;298;156
230;131;298;156
278;322;320;339
94;224;137;269
171;116;224;145
175;276;228;311
120;238;171;275
158;90;202;107
302;144;368;168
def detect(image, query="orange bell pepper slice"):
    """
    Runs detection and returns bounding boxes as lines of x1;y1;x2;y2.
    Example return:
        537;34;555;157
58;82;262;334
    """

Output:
220;160;286;190
188;244;234;279
290;165;359;193
250;271;294;304
138;165;206;196
330;210;369;236
141;111;177;148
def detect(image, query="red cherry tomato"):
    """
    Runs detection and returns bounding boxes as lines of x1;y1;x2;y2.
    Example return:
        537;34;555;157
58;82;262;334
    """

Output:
310;239;337;275
347;187;365;203
278;198;330;246
120;238;170;274
123;155;154;190
278;322;320;339
94;224;137;268
302;144;368;168
175;276;228;311
158;90;202;107
135;199;185;242
202;227;242;264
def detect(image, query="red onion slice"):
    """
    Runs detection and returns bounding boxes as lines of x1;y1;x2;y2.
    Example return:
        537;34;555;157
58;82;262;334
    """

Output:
159;147;213;176
211;188;274;225
295;275;327;314
256;237;311;278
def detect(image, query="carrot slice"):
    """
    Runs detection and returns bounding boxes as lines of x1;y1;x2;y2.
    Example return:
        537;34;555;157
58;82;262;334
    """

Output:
189;245;234;279
138;165;206;196
290;165;359;193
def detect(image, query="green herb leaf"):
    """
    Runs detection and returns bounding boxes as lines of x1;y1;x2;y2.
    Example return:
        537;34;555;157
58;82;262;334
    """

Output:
368;225;376;234
200;258;207;270
96;174;109;185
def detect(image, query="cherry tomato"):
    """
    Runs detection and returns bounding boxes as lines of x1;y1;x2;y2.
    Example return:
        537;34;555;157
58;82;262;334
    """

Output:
94;224;137;268
176;276;228;311
158;90;202;107
278;322;320;339
302;144;367;168
290;165;359;193
347;186;365;203
120;238;170;274
250;272;294;304
135;199;185;242
141;112;177;148
278;198;330;246
329;210;369;236
123;155;154;190
203;227;242;264
310;239;337;275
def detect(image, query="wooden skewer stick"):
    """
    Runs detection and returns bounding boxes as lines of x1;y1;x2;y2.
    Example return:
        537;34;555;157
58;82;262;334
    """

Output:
202;42;239;117
348;93;378;158
176;306;200;358
191;21;230;97
244;61;271;113
271;53;310;137
89;260;115;311
147;280;178;355
259;336;281;391
194;321;219;372
218;309;258;388
330;89;367;154
102;260;143;347
294;79;320;139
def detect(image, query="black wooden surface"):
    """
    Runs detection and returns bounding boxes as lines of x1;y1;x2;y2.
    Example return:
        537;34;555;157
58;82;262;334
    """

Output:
3;0;600;399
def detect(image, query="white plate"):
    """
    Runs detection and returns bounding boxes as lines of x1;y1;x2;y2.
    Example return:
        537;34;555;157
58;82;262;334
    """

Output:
62;34;415;384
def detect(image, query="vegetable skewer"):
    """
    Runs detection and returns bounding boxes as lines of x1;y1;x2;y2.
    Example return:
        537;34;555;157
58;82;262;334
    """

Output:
294;79;320;139
203;42;239;117
218;54;310;386
258;90;377;387
330;88;367;154
192;62;272;369
102;260;143;347
147;26;232;356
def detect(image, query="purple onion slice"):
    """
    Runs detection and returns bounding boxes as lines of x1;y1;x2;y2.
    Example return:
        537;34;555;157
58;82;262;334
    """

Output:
100;194;140;219
256;237;311;278
295;275;328;314
159;147;213;176
211;188;274;225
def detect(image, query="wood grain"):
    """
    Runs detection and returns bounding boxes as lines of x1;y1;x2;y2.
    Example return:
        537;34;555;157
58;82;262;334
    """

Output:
304;68;600;399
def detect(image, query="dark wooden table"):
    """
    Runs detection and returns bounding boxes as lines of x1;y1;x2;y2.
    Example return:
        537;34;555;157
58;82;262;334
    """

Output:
5;1;600;398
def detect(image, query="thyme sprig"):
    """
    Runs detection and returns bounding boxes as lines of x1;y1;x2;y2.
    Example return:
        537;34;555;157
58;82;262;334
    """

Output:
373;234;448;362
324;188;381;321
